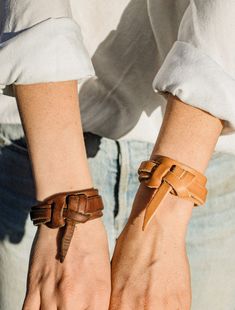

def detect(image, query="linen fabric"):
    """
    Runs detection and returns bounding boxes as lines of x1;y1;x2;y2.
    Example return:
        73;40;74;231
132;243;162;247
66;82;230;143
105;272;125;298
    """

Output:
0;0;234;153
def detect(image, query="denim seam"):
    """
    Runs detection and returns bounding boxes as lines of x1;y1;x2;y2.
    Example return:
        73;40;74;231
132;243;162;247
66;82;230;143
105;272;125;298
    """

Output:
114;140;130;237
114;141;121;218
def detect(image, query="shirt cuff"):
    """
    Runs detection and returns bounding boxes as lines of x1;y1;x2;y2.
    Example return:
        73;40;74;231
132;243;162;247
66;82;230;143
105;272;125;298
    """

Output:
0;17;95;86
153;41;235;134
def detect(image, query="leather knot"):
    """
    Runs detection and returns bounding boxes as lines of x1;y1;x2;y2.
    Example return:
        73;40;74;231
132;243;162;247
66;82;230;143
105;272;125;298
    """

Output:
30;188;104;262
138;156;207;230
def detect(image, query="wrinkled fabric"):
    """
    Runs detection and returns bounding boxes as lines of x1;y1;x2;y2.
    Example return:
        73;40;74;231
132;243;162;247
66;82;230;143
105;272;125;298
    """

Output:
0;0;94;107
153;0;235;134
154;41;235;134
0;18;94;85
0;0;234;153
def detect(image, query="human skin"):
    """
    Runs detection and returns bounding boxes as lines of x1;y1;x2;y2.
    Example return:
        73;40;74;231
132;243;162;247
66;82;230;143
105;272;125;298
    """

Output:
15;81;223;309
109;95;223;309
14;81;111;310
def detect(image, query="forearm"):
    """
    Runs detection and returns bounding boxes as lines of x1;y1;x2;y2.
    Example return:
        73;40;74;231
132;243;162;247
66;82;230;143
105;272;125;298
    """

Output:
130;95;223;233
17;84;111;310
14;80;92;201
152;95;223;173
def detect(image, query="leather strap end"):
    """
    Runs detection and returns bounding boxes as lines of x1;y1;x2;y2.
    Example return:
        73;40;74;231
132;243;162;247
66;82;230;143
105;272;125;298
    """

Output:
59;220;76;263
142;181;171;230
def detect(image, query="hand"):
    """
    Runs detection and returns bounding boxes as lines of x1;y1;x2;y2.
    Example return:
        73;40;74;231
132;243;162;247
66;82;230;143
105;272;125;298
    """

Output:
23;218;111;310
109;185;193;310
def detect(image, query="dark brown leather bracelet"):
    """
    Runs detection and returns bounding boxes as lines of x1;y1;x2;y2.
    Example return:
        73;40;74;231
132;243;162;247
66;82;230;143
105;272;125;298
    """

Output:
138;155;207;230
30;188;104;262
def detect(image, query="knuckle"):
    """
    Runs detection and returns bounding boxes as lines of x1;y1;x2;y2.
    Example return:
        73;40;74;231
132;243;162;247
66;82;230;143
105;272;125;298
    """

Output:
56;277;74;295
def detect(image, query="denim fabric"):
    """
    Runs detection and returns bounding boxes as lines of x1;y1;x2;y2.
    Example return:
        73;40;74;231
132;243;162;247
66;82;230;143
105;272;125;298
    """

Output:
187;152;235;309
0;125;235;309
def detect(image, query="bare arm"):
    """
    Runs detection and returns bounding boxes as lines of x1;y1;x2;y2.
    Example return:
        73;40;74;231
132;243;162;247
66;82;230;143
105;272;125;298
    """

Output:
14;81;92;201
152;95;223;172
15;81;110;310
110;95;223;310
128;95;222;228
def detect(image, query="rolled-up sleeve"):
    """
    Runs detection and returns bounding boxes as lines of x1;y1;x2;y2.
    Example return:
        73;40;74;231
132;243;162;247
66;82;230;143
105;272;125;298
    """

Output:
153;0;235;134
0;0;95;86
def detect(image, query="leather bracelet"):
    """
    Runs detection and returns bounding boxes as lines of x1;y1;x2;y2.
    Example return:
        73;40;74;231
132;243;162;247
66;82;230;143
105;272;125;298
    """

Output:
138;155;207;230
30;188;104;262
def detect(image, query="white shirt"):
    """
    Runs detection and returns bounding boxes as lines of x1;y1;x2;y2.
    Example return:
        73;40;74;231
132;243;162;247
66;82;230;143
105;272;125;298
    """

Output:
0;0;235;154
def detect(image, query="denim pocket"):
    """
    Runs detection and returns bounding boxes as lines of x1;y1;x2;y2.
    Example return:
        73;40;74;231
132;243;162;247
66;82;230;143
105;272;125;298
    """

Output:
0;134;28;154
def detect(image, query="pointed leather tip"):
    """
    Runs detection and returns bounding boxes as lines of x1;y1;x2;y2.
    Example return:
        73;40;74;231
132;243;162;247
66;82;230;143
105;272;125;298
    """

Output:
59;254;65;263
142;216;149;231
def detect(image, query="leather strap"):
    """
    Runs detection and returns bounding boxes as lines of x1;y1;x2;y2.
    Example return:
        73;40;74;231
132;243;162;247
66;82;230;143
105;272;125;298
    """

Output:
138;155;207;230
30;188;104;262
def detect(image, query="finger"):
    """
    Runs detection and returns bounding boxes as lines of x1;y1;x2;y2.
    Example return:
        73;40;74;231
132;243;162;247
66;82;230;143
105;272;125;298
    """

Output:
56;288;110;310
40;299;57;310
40;291;57;310
22;292;40;310
151;299;181;310
109;295;133;310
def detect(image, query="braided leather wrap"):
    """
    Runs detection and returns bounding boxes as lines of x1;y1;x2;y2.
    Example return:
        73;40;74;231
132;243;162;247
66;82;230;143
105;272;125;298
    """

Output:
138;155;207;230
30;188;104;262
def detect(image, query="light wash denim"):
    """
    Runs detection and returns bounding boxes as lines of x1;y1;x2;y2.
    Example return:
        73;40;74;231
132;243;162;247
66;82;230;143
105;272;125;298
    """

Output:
0;125;235;310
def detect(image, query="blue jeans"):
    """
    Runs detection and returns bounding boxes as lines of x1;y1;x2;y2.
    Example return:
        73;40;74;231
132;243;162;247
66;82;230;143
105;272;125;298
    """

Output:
0;125;235;309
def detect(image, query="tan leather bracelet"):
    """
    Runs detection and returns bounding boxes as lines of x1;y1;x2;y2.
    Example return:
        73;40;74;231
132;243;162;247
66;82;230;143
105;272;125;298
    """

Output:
30;188;104;262
138;155;207;230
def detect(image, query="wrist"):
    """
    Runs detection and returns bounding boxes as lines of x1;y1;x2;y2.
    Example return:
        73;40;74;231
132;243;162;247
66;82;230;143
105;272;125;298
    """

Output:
36;176;93;201
152;193;194;224
129;184;193;238
152;194;193;241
